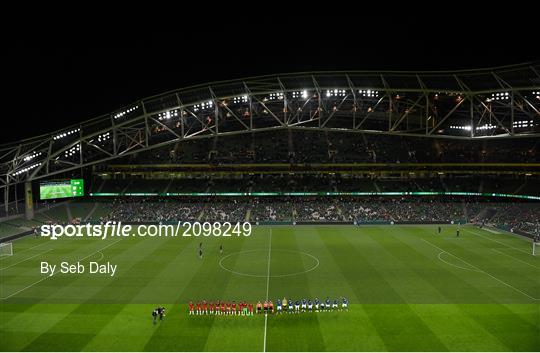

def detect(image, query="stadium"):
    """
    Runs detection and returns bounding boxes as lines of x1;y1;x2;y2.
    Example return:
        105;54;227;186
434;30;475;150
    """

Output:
1;63;539;351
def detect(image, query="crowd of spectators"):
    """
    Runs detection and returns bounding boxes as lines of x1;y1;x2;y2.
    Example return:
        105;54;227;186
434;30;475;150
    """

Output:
486;203;540;234
338;197;464;223
250;198;293;222
102;197;203;222
92;196;538;236
203;199;249;222
1;195;534;238
292;198;342;222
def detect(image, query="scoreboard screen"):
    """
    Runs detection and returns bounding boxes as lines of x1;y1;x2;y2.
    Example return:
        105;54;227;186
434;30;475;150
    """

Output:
39;179;84;200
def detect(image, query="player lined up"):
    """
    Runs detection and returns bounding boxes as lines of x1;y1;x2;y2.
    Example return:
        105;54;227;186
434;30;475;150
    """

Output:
274;297;348;313
189;301;254;315
188;297;348;316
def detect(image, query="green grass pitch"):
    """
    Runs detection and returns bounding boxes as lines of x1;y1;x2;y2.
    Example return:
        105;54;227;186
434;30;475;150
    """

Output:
1;225;539;351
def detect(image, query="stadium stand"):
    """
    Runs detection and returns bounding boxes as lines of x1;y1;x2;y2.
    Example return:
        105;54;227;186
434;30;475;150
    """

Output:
106;131;538;165
60;196;536;237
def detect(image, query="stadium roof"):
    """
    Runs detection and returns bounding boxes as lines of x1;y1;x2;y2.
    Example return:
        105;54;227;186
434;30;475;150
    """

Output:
0;62;539;187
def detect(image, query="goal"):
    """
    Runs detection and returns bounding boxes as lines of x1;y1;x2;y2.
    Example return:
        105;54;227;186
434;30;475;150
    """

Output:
0;242;13;257
533;227;540;256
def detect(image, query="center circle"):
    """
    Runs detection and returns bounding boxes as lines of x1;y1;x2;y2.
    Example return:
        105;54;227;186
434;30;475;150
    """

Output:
219;249;319;278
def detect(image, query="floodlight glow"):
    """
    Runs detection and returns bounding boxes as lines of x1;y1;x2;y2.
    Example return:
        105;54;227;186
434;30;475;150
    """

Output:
326;89;346;97
13;162;41;176
114;105;139;119
268;92;284;100
97;132;111;143
193;101;213;112
292;90;309;99
476;124;496;131
64;144;81;158
54;128;80;140
513;120;535;128
359;89;378;98
489;92;509;101
158;109;179;120
232;95;248;104
23;151;42;162
450;125;473;131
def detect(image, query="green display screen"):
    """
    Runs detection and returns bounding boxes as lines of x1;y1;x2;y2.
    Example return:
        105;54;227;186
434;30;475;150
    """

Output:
40;179;84;200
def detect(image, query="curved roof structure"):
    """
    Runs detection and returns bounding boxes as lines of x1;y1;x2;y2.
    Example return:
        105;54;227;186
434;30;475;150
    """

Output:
1;62;539;187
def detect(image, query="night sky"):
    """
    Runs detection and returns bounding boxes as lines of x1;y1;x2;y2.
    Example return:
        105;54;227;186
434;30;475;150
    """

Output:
3;11;538;144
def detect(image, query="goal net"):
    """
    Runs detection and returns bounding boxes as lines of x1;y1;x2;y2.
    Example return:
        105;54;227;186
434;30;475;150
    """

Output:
0;242;13;257
533;241;540;256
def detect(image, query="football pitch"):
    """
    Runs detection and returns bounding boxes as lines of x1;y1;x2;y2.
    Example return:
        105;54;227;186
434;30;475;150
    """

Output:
1;225;539;351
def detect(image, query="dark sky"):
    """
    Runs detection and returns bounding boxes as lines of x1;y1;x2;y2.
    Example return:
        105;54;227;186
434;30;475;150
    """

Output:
3;10;538;144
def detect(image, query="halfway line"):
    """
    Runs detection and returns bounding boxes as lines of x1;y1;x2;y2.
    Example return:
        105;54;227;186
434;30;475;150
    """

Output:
263;228;272;352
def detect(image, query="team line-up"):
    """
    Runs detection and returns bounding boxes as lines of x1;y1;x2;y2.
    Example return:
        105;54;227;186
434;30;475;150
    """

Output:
189;297;349;316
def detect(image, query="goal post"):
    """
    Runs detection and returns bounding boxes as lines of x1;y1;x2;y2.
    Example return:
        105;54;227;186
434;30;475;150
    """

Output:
0;242;13;257
533;226;539;256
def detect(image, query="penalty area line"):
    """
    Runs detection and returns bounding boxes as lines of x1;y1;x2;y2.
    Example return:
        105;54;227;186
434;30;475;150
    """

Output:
491;248;539;269
0;248;54;271
12;241;50;255
421;238;539;301
466;230;530;255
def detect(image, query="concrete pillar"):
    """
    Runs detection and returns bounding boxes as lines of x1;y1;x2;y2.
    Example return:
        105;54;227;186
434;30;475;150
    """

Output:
25;182;34;220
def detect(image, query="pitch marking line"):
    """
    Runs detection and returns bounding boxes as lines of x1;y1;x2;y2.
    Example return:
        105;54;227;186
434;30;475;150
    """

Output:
219;249;319;278
263;313;268;353
94;251;104;262
19;242;49;254
436;252;481;272
422;238;539;301
0;249;53;271
0;241;48;261
467;230;530;255
0;239;121;300
263;228;272;353
491;248;539;269
265;229;272;300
